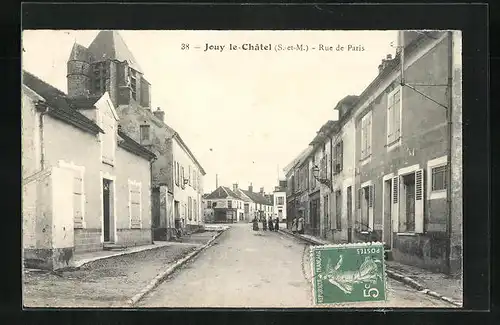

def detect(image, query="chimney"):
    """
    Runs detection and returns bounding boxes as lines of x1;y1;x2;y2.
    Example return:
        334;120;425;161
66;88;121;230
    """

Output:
248;183;253;193
153;107;165;123
233;183;238;192
260;187;264;195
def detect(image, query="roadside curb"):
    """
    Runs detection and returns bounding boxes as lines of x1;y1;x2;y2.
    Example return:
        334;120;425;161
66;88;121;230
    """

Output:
278;229;462;308
127;229;227;306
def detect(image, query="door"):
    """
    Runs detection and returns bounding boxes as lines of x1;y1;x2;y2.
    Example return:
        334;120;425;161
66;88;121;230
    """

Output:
404;174;416;232
323;195;329;239
347;186;353;243
383;179;392;248
103;179;111;242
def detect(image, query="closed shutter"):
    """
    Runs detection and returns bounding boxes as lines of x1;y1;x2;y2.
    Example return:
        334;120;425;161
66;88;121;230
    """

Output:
392;176;399;233
394;89;401;139
73;172;84;228
332;144;337;175
339;141;344;171
130;183;141;228
367;115;372;156
360;119;365;158
368;185;374;231
414;169;424;233
357;188;362;230
102;113;115;164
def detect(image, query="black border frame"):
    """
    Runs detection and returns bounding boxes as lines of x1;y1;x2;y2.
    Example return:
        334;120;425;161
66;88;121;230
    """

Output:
3;2;492;324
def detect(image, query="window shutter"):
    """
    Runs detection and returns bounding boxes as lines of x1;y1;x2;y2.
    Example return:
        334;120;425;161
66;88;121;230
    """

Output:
392;176;399;233
356;188;362;230
331;193;337;230
339;141;344;171
414;169;424;233
73;172;84;228
395;89;401;139
130;184;141;228
368;185;374;231
332;144;337;174
367;115;372;155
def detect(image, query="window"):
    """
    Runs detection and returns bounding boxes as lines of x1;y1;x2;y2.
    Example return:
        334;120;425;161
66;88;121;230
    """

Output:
188;197;192;221
194;199;197;221
360;111;372;161
181;166;185;189
333;140;344;174
129;180;142;228
393;168;424;233
93;62;107;94
432;165;447;191
60;161;86;229
356;184;374;232
188;166;192;186
228;200;233;209
140;125;150;143
130;68;137;100
387;87;402;146
207;200;212;208
427;156;448;200
175;161;179;186
277;197;284;205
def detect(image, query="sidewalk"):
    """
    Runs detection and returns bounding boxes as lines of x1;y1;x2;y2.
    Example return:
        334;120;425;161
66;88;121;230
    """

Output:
23;231;220;308
279;228;462;307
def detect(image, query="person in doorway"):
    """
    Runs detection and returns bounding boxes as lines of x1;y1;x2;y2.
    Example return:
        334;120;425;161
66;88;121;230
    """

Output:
274;217;280;232
292;217;298;234
268;216;274;231
297;215;305;235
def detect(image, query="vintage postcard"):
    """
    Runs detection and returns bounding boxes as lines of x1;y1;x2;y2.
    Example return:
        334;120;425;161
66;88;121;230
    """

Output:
21;29;463;308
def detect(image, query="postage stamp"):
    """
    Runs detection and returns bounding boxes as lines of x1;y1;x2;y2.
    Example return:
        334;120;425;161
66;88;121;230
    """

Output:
310;242;387;305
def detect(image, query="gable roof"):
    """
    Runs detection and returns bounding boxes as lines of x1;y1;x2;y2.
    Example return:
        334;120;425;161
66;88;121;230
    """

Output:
173;133;206;175
22;70;103;135
283;146;314;176
205;186;231;200
117;129;156;161
87;30;143;73
241;190;272;205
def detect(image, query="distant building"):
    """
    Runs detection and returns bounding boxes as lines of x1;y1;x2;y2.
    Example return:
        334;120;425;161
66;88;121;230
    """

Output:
273;184;287;222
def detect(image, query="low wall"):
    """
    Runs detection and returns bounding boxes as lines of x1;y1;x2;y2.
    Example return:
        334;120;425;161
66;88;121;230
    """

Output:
74;228;102;253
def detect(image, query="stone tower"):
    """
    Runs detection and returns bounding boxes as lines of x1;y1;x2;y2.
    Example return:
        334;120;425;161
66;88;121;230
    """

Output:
67;43;93;98
66;30;151;110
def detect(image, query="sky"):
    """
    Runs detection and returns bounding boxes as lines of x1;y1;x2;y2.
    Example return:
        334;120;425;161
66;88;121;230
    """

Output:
22;30;397;194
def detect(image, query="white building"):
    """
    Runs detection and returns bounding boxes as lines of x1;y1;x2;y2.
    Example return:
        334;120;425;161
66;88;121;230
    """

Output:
273;189;287;222
172;134;205;230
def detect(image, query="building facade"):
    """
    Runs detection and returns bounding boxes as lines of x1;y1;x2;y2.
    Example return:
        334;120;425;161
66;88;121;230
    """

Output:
22;71;155;270
67;30;206;240
282;31;462;275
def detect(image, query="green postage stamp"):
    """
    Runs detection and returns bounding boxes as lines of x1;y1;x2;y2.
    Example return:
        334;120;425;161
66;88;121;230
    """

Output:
310;242;387;305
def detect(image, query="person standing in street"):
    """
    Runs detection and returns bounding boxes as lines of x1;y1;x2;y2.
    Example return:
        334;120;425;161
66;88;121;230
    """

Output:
268;216;274;231
252;217;259;231
297;215;305;235
262;216;267;231
274;217;280;232
292;217;298;234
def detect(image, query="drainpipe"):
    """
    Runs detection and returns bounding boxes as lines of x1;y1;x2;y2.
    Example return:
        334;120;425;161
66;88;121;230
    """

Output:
150;155;157;244
445;31;454;275
36;101;48;170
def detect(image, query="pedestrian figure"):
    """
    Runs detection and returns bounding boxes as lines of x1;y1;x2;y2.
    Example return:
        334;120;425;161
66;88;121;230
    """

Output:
298;215;305;235
268;217;274;231
252;218;259;231
292;217;298;234
274;217;280;232
262;217;267;231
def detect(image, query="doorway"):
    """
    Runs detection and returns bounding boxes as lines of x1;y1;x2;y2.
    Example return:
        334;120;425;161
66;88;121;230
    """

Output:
401;173;416;232
347;186;353;243
383;179;392;248
102;179;113;243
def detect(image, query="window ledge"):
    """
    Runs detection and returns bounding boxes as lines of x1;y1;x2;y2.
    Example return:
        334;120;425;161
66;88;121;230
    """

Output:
429;190;447;200
386;137;402;151
360;155;372;166
396;232;417;236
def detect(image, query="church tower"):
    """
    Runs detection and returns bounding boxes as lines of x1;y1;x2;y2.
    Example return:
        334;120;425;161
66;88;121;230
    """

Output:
67;43;93;98
65;30;152;111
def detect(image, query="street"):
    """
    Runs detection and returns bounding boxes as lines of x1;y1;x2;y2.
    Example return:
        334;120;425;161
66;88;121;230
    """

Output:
138;224;454;308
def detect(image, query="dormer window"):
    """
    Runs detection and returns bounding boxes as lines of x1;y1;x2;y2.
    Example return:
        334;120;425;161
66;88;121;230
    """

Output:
140;125;150;143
